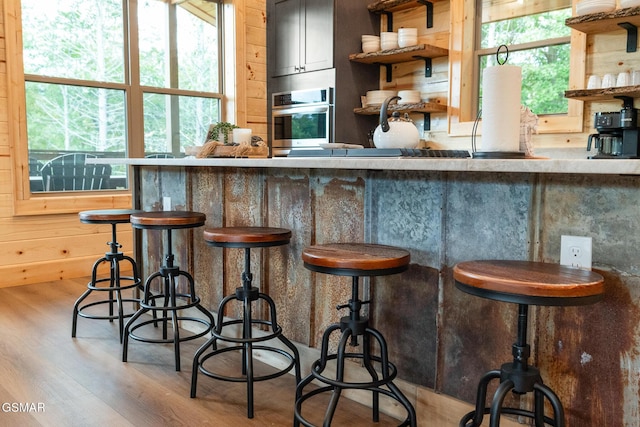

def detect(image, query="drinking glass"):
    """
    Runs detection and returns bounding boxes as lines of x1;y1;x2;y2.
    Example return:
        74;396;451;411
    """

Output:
587;75;601;89
616;72;630;87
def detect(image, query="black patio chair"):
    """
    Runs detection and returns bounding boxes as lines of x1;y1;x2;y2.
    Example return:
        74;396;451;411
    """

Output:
41;153;112;191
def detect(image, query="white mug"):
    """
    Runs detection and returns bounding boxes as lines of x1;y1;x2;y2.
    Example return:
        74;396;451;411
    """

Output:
616;72;630;87
602;73;616;88
587;75;601;89
631;69;640;86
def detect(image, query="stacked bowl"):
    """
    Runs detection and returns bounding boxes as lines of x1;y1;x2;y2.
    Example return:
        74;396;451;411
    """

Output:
575;0;615;15
397;90;421;104
365;90;397;107
398;28;418;48
362;35;380;53
621;0;640;7
380;32;399;50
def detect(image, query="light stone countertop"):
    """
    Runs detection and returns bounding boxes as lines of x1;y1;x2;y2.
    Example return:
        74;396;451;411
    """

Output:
91;148;640;175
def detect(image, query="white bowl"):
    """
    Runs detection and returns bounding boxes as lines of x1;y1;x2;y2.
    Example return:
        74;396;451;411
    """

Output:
620;0;640;7
398;28;417;37
398;36;418;48
361;35;380;42
397;90;421;104
365;90;397;106
575;0;615;15
362;42;380;53
380;34;399;49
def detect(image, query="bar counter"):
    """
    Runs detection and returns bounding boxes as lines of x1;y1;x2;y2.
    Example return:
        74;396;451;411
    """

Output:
99;151;640;175
102;153;640;425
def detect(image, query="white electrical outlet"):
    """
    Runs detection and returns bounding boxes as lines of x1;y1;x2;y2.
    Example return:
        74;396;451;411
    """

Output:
560;235;592;269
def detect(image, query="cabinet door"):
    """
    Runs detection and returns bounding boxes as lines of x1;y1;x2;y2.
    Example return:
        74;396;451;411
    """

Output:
301;0;333;73
271;0;302;77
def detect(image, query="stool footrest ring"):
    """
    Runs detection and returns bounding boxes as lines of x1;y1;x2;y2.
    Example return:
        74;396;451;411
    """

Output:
76;298;140;321
212;318;283;344
127;316;212;344
196;345;297;383
87;276;141;292
139;293;202;311
309;353;398;390
294;384;414;427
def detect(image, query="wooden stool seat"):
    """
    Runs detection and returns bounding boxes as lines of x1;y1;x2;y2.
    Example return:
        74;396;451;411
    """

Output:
203;226;291;247
130;211;206;229
454;260;605;427
454;260;604;306
302;243;410;276
79;209;142;224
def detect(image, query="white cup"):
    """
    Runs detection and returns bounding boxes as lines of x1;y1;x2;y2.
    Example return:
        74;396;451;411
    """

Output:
602;73;616;88
631;69;640;86
232;128;252;144
587;75;601;89
617;72;630;87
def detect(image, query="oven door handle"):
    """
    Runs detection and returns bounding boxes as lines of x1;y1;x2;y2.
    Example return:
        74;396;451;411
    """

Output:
271;105;331;116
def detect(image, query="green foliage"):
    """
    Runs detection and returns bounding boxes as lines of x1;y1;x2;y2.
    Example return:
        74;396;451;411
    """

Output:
22;0;221;157
206;122;239;145
479;8;572;116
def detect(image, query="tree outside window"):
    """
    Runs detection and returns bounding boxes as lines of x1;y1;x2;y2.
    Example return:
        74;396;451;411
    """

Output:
21;0;222;192
476;1;572;117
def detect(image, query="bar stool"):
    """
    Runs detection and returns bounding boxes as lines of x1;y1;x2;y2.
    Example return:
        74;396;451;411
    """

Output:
191;226;301;419
294;243;417;427
122;211;215;371
72;209;142;343
453;260;605;427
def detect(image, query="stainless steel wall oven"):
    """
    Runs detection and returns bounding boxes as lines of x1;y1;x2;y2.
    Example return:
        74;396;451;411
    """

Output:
271;88;334;156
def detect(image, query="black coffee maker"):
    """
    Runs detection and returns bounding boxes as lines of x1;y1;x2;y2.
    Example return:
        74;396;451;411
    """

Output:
587;96;640;158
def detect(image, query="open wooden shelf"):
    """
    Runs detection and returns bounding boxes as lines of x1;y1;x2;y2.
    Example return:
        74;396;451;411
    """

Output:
349;44;448;64
565;6;640;34
565;85;640;102
354;101;447;115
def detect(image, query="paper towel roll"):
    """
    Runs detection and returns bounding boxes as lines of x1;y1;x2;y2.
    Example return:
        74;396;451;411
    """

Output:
481;65;522;152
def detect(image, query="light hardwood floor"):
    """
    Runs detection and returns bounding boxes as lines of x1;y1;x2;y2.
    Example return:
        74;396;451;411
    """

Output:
0;278;405;427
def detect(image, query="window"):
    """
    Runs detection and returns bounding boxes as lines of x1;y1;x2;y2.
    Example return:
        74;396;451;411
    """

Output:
475;0;572;117
20;0;222;193
448;0;585;136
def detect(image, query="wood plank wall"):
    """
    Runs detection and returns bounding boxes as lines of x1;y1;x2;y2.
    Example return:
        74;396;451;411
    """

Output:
0;0;264;287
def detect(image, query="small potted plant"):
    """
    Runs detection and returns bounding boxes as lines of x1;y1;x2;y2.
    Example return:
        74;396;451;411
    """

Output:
206;122;239;145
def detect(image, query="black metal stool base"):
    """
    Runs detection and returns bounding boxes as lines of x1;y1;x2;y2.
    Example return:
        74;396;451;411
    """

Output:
460;304;565;427
191;289;301;419
460;366;565;427
72;251;141;343
294;323;417;427
123;268;214;372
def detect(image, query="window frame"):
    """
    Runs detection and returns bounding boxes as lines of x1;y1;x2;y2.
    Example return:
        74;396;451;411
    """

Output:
6;0;229;215
448;0;586;137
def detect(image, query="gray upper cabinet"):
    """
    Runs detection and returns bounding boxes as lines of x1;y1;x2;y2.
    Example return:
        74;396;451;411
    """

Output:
269;0;334;77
